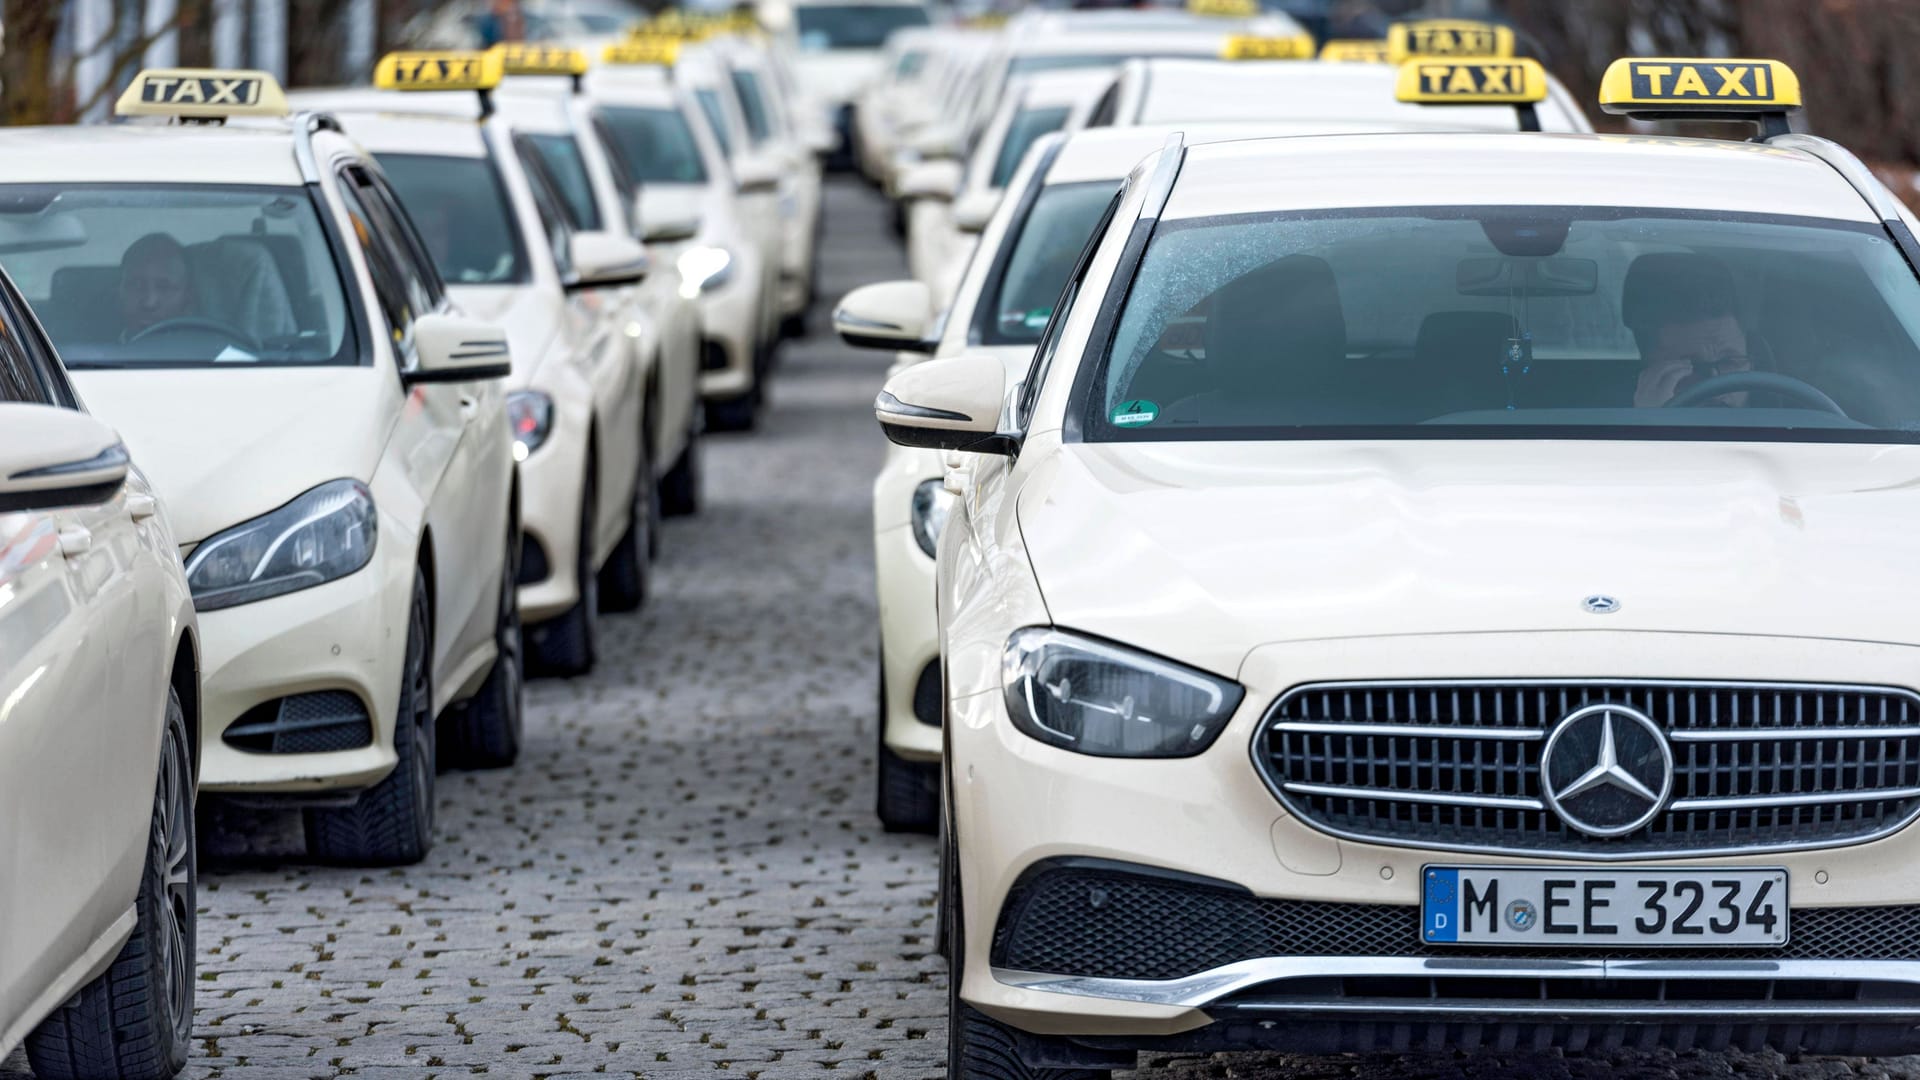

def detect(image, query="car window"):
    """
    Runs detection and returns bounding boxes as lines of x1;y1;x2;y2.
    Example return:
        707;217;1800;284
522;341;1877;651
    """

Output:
0;183;354;369
376;153;530;286
519;133;603;233
978;181;1120;346
1088;206;1920;443
598;106;711;185
335;176;424;357
794;4;930;50
361;170;447;309
990;105;1072;190
694;88;735;157
518;152;575;280
730;69;772;144
0;322;48;404
1016;188;1124;430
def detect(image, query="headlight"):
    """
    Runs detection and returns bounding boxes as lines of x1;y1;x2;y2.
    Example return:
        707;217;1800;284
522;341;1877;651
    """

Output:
185;479;377;612
910;478;953;558
507;390;554;461
676;245;734;300
1002;628;1243;758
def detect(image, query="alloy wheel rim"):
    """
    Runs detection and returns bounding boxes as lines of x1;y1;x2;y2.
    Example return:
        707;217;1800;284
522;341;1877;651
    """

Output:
410;596;433;831
159;722;193;1039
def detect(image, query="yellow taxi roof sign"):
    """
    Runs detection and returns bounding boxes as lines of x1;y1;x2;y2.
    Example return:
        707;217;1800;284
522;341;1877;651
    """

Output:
1187;0;1258;17
491;43;589;78
1319;39;1391;63
1220;34;1315;61
374;50;505;92
1396;58;1548;105
115;68;288;121
1387;19;1515;62
603;36;681;67
1599;57;1801;115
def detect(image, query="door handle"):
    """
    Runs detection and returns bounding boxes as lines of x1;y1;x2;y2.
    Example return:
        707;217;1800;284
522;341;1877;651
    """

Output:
127;493;158;521
57;525;92;557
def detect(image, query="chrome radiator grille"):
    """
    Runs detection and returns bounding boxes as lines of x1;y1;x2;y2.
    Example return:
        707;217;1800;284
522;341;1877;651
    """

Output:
1254;680;1920;857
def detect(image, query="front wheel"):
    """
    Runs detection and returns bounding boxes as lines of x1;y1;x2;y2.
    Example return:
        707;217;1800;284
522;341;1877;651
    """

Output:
528;467;599;676
27;688;196;1080
599;442;654;613
305;575;435;865
660;428;702;517
876;666;938;833
443;521;524;769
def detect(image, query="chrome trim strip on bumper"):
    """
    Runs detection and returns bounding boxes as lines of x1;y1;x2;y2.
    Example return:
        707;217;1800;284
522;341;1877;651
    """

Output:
994;957;1920;1010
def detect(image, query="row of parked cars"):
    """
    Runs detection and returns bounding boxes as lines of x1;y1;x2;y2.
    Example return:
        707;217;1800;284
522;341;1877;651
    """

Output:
0;19;836;1078
830;9;1920;1078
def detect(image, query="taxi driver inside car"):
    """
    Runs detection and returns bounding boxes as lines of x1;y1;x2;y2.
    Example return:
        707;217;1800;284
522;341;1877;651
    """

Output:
882;52;1920;1075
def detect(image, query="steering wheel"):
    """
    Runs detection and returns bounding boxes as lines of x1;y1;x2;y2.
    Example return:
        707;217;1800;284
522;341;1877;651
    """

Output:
128;316;261;352
1664;370;1848;417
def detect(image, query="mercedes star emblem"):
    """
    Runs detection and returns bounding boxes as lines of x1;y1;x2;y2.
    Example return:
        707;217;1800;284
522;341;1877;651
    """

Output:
1540;703;1673;837
1583;594;1621;614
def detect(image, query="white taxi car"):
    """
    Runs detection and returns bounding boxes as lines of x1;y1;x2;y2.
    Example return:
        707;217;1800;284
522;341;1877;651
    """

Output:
0;69;518;866
0;279;198;1079
877;58;1920;1071
591;46;785;437
768;0;934;168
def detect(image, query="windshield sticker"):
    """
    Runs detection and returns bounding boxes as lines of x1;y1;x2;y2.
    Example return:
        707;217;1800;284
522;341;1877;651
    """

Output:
1111;399;1159;427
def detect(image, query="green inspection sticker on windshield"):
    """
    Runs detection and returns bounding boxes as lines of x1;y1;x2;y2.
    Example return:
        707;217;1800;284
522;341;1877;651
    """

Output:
1111;399;1159;426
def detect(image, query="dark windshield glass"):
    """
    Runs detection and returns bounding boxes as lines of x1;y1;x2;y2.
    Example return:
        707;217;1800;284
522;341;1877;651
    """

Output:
796;5;931;49
376;154;528;285
1085;206;1920;443
695;89;734;156
991;105;1071;189
730;69;772;143
523;133;603;231
599;106;710;185
0;184;354;369
979;181;1118;345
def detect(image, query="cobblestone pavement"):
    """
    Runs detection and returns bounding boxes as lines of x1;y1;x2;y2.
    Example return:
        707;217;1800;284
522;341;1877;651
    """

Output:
13;180;1920;1080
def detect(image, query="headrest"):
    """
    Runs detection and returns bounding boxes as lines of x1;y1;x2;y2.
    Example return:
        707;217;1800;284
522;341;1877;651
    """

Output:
1416;310;1518;359
1621;252;1737;341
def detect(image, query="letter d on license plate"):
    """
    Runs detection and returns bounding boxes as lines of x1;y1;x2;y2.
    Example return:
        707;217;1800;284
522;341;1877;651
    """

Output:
1421;866;1788;946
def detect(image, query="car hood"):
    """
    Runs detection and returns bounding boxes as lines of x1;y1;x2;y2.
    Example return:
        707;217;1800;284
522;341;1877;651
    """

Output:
70;367;393;546
447;284;562;389
1016;439;1920;677
793;52;884;104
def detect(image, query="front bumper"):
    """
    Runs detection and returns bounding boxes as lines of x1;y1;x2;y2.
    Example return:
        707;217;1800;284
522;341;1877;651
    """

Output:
515;412;591;624
952;631;1920;1053
873;449;945;761
697;273;761;402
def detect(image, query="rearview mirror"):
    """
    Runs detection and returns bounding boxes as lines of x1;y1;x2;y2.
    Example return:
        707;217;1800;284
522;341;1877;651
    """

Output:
910;123;962;161
643;208;702;243
952;190;1000;234
835;280;935;352
407;312;513;383
568;231;651;290
1457;256;1599;297
734;155;781;195
875;354;1013;453
0;403;129;511
897;160;961;203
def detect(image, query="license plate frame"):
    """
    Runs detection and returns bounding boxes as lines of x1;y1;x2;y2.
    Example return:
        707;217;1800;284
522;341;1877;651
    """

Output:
1420;865;1789;948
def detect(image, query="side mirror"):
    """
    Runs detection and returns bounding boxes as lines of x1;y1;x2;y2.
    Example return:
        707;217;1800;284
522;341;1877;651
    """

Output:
834;280;935;352
874;354;1012;453
952;190;1000;234
0;403;129;511
567;231;651;290
643;209;702;243
734;155;782;195
909;123;962;161
897;160;961;203
407;312;512;383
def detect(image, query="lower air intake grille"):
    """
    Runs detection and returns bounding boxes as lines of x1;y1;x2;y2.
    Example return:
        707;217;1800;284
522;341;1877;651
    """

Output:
222;691;373;755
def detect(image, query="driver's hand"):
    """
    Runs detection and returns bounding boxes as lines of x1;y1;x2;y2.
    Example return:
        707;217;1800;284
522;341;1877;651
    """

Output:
1634;357;1692;408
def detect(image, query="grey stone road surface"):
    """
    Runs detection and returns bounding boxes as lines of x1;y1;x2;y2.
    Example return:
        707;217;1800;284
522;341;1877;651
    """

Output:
13;179;1920;1080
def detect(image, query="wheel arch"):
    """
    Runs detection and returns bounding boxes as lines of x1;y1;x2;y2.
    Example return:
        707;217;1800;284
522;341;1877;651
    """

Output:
168;627;201;780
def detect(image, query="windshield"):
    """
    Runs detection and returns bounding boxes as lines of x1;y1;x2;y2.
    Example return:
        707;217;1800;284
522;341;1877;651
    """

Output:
730;69;773;144
599;106;711;185
376;154;528;285
1085;206;1920;443
0;184;353;369
522;133;602;232
978;181;1118;345
990;105;1071;189
795;4;931;50
694;89;735;156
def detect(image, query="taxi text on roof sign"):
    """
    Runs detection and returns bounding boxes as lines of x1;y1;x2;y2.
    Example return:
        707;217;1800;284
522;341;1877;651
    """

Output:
115;68;288;120
1220;34;1316;61
491;43;589;77
1599;58;1802;111
603;37;681;67
1395;58;1547;104
1387;19;1516;62
1320;39;1392;63
374;50;505;92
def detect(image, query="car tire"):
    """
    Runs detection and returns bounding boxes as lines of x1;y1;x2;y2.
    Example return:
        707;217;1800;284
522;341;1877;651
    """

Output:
305;575;435;865
528;467;599;676
706;391;757;433
945;825;1107;1080
442;523;524;770
599;444;653;613
26;688;196;1080
876;668;938;833
660;429;702;517
781;310;808;340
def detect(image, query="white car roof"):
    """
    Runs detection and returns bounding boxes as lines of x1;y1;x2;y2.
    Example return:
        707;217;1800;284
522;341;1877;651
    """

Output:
1007;9;1300;36
1042;122;1361;184
322;108;489;158
1122;59;1585;132
1002;28;1233;58
0;122;306;185
1010;69;1113;109
1163;132;1881;222
584;66;677;101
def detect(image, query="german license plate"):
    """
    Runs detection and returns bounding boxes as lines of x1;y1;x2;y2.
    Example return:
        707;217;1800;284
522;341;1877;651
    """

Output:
1421;866;1788;947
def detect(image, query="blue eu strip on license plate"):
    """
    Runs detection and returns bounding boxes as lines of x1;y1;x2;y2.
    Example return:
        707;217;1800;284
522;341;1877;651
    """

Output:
1421;865;1789;947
